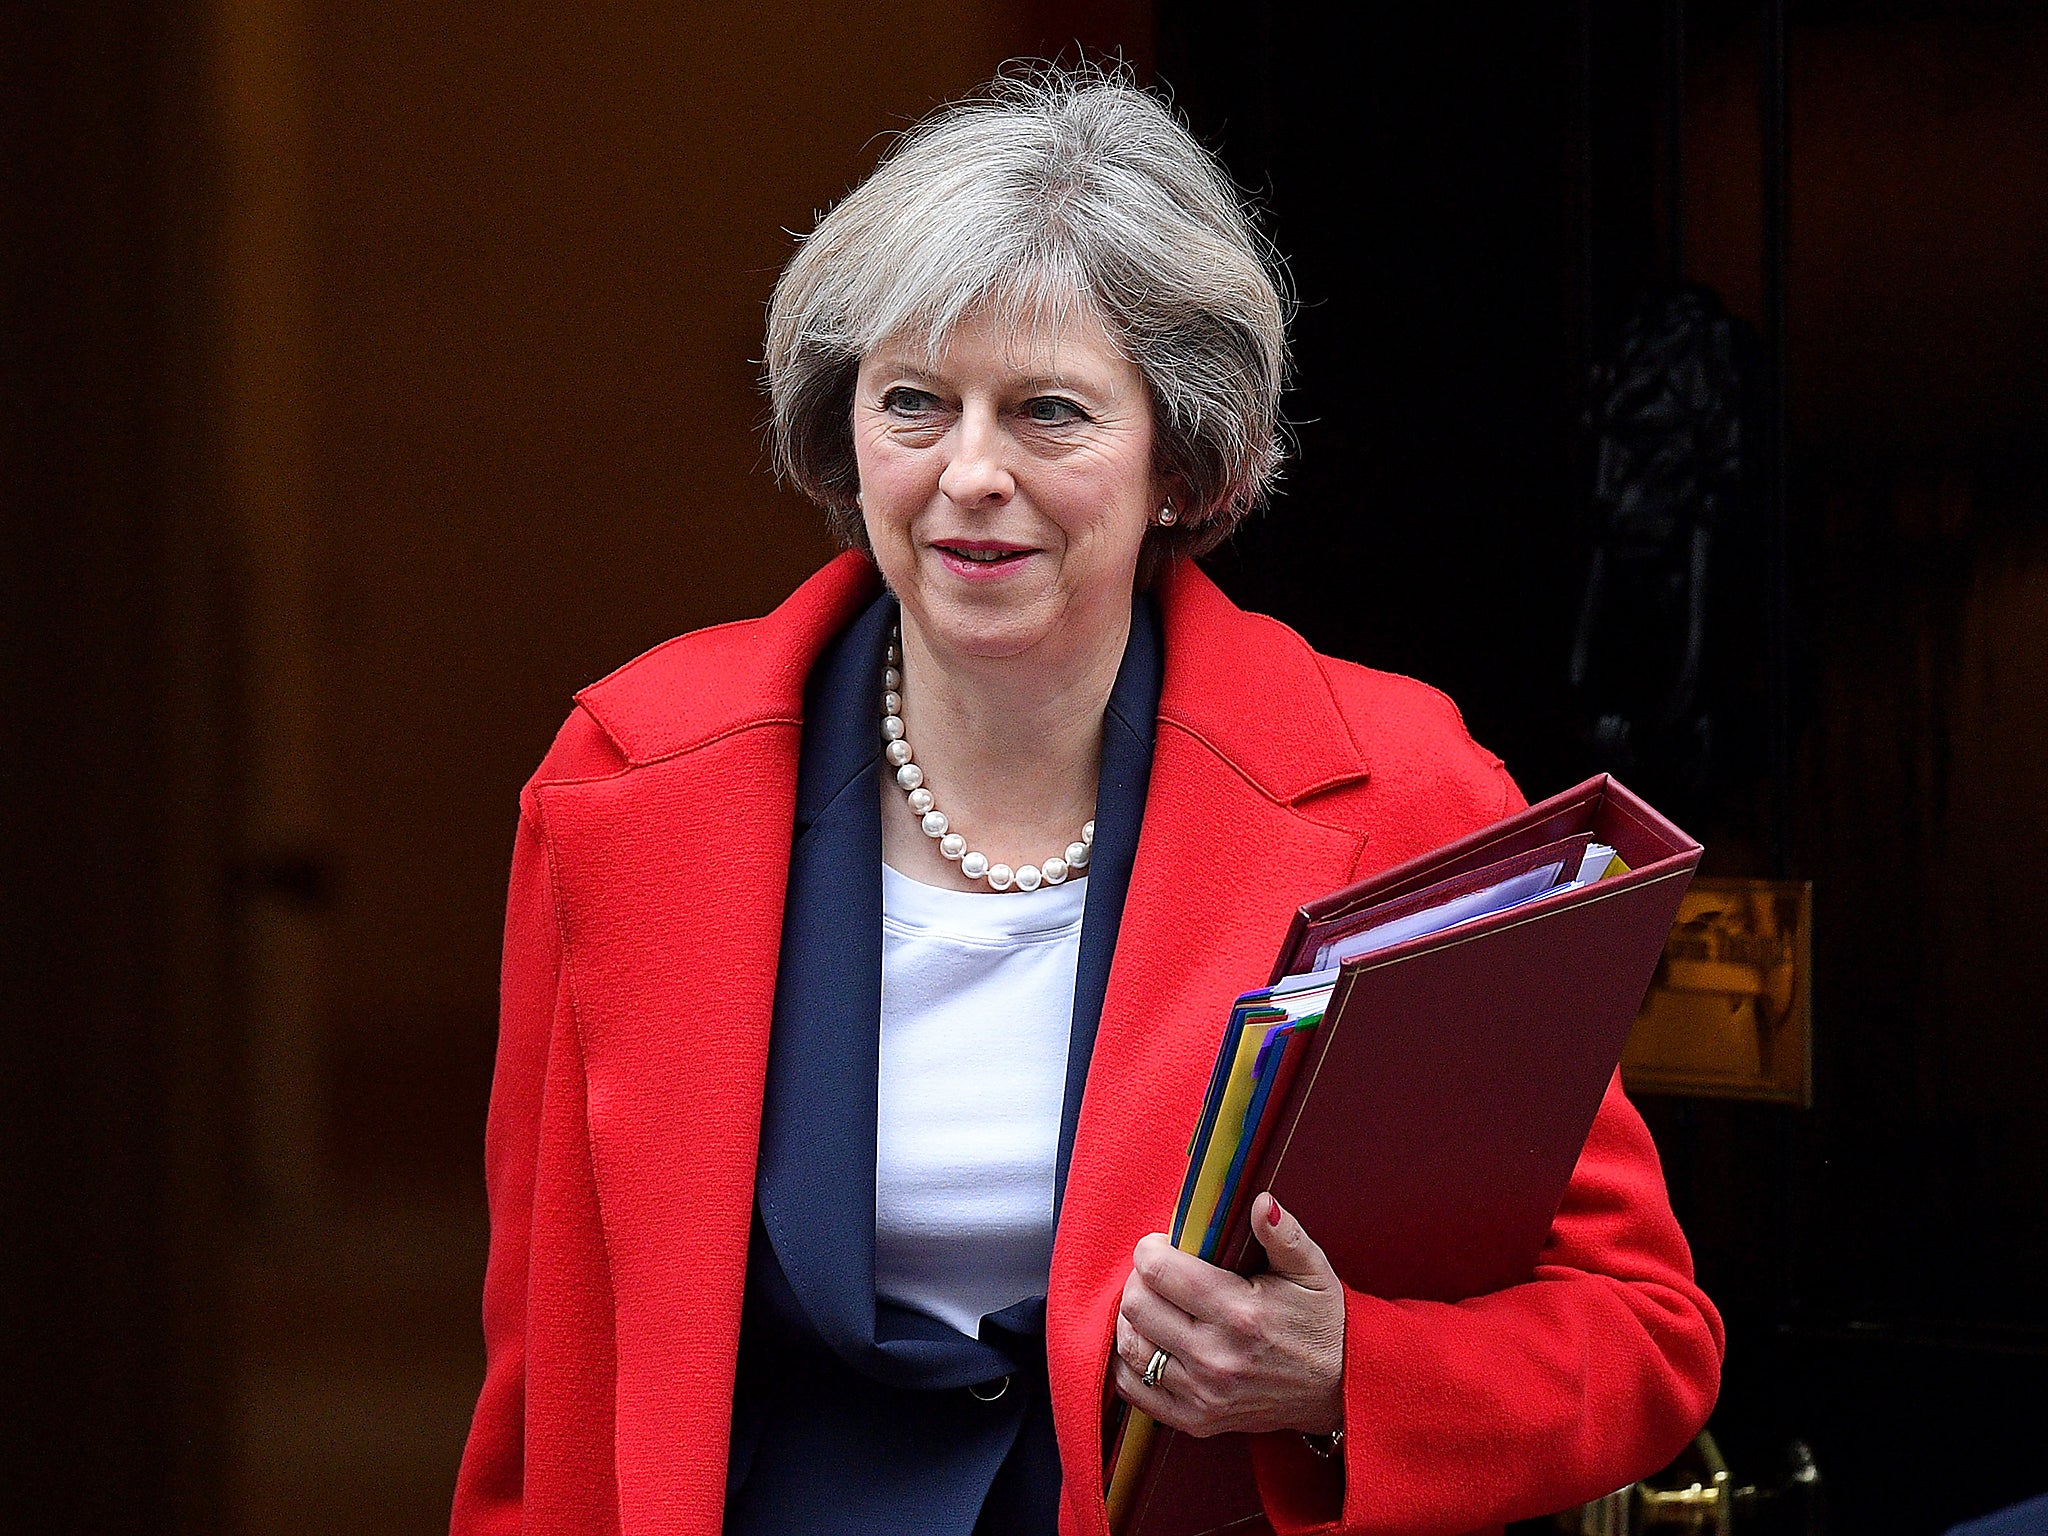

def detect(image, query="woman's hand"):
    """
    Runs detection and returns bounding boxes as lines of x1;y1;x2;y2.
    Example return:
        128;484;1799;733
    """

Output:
1112;1193;1346;1438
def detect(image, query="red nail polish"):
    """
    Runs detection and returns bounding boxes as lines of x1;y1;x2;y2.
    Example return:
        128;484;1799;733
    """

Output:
1266;1198;1283;1227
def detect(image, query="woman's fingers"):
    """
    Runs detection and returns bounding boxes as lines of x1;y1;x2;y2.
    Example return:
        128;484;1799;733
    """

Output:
1120;1241;1269;1419
1119;1268;1204;1362
1113;1311;1185;1380
1111;1355;1222;1438
1247;1193;1340;1291
1111;1355;1176;1426
1114;1211;1349;1438
1129;1232;1253;1327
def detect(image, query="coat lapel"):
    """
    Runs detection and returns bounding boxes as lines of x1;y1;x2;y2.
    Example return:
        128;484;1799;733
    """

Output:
1047;561;1375;1536
1057;596;1163;1211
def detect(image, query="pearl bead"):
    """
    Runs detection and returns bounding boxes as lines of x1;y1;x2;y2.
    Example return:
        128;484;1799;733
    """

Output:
879;667;1094;894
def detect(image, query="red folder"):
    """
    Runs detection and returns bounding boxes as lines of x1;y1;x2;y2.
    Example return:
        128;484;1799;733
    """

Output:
1115;775;1701;1536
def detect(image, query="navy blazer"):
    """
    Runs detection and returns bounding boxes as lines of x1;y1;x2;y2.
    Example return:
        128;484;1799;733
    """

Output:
722;592;1162;1536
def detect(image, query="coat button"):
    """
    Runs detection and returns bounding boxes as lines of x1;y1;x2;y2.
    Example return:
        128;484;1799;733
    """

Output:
968;1375;1011;1403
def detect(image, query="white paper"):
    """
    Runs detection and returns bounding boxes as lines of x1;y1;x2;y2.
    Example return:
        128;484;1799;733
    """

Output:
1313;860;1568;969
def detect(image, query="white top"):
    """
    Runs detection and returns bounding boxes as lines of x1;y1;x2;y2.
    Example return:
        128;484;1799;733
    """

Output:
874;861;1087;1338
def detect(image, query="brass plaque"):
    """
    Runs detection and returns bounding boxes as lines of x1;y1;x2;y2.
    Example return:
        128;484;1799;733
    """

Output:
1621;877;1813;1105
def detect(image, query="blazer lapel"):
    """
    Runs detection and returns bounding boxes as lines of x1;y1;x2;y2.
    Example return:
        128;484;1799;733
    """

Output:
753;593;891;1368
1046;561;1375;1536
753;593;1016;1389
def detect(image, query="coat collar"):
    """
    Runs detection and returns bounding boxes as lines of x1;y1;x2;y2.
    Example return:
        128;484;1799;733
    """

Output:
573;550;882;766
1149;556;1371;806
572;550;1371;807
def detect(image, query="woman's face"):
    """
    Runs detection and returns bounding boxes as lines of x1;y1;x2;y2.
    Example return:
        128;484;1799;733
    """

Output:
852;300;1164;667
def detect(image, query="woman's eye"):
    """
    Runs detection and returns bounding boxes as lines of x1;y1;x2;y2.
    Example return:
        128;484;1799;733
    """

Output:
1023;396;1086;426
881;387;938;416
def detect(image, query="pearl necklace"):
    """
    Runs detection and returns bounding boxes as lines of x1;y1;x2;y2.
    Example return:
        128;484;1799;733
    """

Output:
881;627;1093;892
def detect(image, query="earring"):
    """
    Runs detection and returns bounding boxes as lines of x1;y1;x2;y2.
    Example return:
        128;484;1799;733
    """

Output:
1155;503;1177;527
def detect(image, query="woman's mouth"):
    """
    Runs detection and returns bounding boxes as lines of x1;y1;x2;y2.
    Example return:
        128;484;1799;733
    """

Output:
931;542;1037;580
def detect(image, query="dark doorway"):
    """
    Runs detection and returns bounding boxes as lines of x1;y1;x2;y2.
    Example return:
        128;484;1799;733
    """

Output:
1161;3;2048;1530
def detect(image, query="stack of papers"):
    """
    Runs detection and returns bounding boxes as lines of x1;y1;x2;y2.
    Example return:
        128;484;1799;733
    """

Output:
1104;841;1624;1524
1311;840;1624;970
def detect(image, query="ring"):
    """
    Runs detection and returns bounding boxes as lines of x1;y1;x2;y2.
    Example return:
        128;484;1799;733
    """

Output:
1142;1347;1171;1390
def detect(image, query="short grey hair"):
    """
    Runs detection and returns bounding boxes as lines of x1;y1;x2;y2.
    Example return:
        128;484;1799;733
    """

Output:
763;65;1291;561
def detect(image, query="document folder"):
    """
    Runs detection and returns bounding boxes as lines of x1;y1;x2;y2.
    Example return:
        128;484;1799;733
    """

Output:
1109;774;1701;1536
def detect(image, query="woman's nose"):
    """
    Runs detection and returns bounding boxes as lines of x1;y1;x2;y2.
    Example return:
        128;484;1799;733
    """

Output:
937;405;1014;508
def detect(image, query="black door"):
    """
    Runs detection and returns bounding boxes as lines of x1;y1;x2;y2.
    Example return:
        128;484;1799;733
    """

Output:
1158;4;2048;1530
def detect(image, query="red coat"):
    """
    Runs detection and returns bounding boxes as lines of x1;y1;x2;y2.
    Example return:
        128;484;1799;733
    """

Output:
452;552;1723;1536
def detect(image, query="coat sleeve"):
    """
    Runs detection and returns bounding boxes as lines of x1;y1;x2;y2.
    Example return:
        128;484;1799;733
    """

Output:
449;800;561;1534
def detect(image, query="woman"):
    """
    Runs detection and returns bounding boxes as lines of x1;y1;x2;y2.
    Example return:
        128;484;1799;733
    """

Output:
451;70;1722;1536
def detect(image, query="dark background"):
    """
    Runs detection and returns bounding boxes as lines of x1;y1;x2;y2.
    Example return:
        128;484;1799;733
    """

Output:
1163;6;2048;1532
6;2;2045;1531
